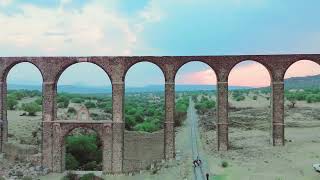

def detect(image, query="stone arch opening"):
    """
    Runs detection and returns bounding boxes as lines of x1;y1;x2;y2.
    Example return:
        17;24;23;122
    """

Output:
228;60;272;151
175;61;218;149
283;60;320;147
56;62;112;122
5;62;43;163
63;127;103;171
123;61;165;172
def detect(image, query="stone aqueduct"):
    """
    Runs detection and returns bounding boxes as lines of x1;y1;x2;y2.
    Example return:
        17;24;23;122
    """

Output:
0;54;318;173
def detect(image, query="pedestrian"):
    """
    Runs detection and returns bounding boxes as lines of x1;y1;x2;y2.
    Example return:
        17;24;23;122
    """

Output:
193;160;198;167
206;173;209;180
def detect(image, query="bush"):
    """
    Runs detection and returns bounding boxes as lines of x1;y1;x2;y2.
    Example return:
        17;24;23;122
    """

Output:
7;95;18;110
21;102;41;116
66;153;79;170
71;98;84;103
61;172;77;180
84;101;96;109
65;134;102;171
221;160;228;168
35;97;42;105
67;107;77;114
235;96;245;101
80;173;96;180
252;96;257;100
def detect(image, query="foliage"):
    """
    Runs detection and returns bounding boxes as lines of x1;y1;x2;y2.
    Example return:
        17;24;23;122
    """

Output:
67;107;77;114
35;97;42;105
65;133;102;171
57;94;70;108
7;94;18;110
194;96;216;113
84;101;96;109
252;96;257;100
21;102;41;116
221;160;228;168
80;173;96;180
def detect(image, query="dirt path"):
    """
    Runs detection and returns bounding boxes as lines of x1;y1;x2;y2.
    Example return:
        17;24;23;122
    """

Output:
188;98;211;180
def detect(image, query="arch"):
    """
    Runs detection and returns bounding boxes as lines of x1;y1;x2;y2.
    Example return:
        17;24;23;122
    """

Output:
55;61;113;86
62;125;103;142
4;61;44;83
228;60;272;87
175;61;217;84
62;126;103;171
283;59;320;80
123;61;166;82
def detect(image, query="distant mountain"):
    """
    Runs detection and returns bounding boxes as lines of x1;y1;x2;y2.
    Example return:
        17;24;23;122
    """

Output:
7;84;251;94
284;74;320;89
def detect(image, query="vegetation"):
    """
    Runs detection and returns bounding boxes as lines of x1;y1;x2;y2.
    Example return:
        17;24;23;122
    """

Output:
194;96;216;114
284;88;320;108
21;102;41;116
221;160;229;168
65;132;102;171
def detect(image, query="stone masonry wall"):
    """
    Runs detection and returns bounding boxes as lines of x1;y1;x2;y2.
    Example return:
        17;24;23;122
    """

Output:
123;130;164;172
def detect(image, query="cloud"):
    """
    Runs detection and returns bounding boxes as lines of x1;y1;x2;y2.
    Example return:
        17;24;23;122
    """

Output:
0;0;159;56
0;0;12;7
285;60;320;78
176;69;217;85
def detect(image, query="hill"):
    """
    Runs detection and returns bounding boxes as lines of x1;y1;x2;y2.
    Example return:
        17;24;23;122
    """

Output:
284;74;320;89
7;84;250;94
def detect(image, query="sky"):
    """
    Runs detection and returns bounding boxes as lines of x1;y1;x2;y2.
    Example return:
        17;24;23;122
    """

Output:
3;0;320;87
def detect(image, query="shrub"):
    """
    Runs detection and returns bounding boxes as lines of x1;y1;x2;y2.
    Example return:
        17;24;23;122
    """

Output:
22;176;33;180
71;98;84;103
61;172;77;180
84;101;96;109
80;173;96;180
252;96;257;100
67;107;77;114
7;95;18;110
221;160;228;168
65;134;102;171
35;97;42;105
235;96;245;101
21;102;41;116
66;153;79;170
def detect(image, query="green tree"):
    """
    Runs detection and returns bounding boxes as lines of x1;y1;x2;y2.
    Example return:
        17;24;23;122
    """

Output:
7;95;18;110
84;101;96;109
21;102;41;116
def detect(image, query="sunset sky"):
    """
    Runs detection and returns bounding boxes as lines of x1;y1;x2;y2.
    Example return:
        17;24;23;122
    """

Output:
3;0;320;87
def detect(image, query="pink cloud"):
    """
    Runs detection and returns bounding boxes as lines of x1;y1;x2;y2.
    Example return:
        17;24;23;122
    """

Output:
284;60;320;78
176;60;320;87
176;69;217;85
228;62;270;87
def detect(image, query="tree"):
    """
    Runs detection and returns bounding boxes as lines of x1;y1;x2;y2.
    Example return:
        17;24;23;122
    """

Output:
84;101;96;109
286;94;297;108
7;95;18;110
21;102;41;116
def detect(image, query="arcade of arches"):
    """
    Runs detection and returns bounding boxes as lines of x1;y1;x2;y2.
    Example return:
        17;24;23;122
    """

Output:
0;55;319;173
